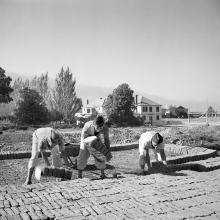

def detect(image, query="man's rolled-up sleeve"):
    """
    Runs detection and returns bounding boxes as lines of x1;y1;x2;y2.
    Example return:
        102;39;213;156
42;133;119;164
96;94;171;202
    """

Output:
139;137;146;156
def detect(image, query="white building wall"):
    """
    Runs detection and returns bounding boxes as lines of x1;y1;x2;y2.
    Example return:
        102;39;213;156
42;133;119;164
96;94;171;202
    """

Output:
95;106;104;114
136;105;162;124
82;107;97;115
137;106;142;114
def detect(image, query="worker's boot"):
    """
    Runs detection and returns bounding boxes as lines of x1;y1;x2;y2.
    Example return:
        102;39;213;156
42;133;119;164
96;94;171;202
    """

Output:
100;169;107;179
78;170;82;179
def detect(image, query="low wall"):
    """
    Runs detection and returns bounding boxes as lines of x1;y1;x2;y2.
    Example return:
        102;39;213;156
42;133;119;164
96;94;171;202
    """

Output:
0;142;217;166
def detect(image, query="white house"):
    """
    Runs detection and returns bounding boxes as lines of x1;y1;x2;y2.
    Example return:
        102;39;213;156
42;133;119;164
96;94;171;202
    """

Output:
134;95;162;125
162;104;171;118
75;98;105;127
81;98;105;116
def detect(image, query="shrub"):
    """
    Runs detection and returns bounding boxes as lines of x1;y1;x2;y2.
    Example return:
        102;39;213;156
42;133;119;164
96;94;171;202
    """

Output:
0;124;16;131
52;123;74;129
14;88;50;125
17;126;28;130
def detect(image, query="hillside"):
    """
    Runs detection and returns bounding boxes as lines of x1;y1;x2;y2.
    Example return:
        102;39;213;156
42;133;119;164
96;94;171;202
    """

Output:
5;71;219;112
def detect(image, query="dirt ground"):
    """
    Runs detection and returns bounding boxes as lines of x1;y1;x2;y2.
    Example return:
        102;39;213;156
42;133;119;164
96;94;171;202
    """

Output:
0;124;220;152
0;124;219;186
0;147;180;186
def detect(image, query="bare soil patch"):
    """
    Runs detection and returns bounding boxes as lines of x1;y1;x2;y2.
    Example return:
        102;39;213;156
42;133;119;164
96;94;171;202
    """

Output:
0;125;219;186
0;125;219;152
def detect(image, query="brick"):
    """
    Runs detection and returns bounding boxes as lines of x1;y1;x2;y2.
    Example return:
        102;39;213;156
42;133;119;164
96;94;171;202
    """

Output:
20;212;31;220
25;205;35;213
80;208;90;217
92;205;104;215
18;206;28;213
9;200;18;207
15;199;24;206
85;206;98;216
42;210;55;219
11;207;20;215
3;200;10;208
35;213;48;220
4;208;15;216
28;212;41;220
0;202;4;209
30;204;41;212
103;212;119;220
0;208;7;216
23;199;31;205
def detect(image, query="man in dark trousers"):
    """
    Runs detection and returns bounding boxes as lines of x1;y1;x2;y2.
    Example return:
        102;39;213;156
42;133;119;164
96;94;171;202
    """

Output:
77;115;112;179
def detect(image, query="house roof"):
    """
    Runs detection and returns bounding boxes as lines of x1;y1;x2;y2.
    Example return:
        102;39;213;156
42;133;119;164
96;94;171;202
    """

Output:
137;96;161;106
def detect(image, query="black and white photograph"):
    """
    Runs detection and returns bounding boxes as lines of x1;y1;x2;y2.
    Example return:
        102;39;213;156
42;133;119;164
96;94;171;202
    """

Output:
0;0;220;219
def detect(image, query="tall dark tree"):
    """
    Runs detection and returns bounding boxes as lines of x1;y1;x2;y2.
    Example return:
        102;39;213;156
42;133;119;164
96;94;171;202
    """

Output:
176;106;188;118
0;67;13;103
207;106;215;116
51;67;82;123
30;73;49;101
168;105;177;118
14;88;49;124
103;83;135;126
11;77;27;104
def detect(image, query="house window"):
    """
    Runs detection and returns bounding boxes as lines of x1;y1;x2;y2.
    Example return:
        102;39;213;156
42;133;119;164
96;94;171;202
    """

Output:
149;116;153;123
87;108;90;113
149;106;152;112
156;106;159;112
156;115;160;120
143;116;146;120
142;106;148;112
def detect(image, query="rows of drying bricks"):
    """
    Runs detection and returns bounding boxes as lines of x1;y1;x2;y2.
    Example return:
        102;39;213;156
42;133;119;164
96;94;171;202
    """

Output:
164;144;217;164
0;156;220;220
0;144;219;220
0;143;217;162
0;142;139;161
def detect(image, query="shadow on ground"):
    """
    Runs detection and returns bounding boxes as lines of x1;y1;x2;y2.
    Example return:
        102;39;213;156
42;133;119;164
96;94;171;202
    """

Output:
84;164;115;171
122;162;220;177
66;156;220;180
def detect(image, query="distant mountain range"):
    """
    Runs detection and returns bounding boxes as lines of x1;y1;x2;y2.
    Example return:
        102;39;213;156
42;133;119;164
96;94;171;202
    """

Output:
6;71;219;112
76;85;215;113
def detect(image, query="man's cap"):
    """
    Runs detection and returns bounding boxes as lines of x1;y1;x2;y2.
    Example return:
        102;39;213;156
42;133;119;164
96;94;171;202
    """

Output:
152;132;163;145
95;115;104;127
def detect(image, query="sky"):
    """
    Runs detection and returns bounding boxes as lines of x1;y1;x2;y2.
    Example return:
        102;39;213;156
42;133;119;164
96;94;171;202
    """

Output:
0;0;220;109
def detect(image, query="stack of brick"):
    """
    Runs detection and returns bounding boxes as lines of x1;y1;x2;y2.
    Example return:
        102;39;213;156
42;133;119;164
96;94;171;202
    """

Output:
41;167;72;180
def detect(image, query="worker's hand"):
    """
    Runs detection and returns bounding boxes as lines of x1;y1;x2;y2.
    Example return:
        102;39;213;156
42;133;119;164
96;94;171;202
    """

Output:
162;160;167;166
63;164;71;169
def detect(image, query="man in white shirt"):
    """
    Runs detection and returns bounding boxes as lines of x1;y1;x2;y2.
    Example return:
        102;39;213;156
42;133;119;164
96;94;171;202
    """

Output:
77;115;112;179
139;131;167;173
24;127;70;185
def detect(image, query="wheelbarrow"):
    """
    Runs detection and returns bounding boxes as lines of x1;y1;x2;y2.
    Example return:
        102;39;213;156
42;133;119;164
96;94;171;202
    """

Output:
63;142;80;168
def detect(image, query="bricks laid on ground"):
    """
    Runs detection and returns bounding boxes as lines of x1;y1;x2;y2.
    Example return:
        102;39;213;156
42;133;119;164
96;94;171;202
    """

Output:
0;163;220;220
0;143;220;219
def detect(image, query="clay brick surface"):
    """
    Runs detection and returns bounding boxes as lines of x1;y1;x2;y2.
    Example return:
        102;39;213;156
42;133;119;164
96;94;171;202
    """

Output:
0;145;220;219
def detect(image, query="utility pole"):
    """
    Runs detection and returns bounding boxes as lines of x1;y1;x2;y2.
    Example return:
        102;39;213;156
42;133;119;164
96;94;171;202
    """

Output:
188;106;190;124
206;98;208;125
